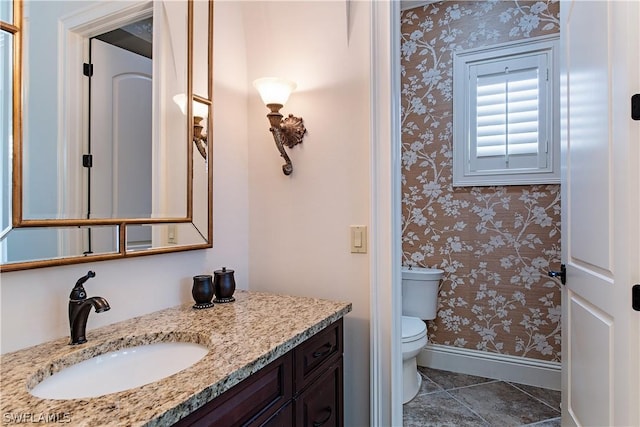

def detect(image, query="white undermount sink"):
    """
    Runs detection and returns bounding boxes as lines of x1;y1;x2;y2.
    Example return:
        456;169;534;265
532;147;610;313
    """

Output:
30;342;209;400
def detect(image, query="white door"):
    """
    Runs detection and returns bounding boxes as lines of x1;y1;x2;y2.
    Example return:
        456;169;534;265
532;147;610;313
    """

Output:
561;1;640;426
89;39;152;252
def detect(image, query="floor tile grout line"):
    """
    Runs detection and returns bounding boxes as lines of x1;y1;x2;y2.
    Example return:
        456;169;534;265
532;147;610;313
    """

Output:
508;382;562;413
419;369;500;392
422;376;501;392
440;388;493;426
520;416;562;426
415;374;446;397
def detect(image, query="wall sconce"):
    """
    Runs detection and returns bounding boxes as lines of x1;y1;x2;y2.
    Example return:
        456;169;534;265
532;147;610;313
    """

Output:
253;77;307;176
173;94;209;159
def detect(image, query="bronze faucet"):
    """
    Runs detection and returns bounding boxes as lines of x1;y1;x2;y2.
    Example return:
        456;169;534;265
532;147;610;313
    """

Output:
68;271;110;345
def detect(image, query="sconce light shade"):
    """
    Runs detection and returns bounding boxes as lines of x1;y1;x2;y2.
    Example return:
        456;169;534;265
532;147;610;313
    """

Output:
253;77;297;106
172;94;209;117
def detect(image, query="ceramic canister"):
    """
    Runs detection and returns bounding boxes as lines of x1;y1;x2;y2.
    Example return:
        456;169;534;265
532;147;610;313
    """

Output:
213;267;236;303
192;275;214;309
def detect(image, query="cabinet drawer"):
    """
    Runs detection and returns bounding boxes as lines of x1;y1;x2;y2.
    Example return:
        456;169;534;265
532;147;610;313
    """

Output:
174;352;293;427
294;358;343;427
294;319;343;393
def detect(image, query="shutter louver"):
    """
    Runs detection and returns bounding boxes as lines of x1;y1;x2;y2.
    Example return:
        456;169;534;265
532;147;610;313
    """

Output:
476;69;539;160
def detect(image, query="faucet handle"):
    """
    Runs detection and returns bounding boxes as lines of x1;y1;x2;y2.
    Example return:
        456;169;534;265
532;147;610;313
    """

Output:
70;271;96;300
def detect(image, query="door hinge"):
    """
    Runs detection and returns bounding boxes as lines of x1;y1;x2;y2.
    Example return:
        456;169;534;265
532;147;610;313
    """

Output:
82;154;93;168
83;63;93;77
632;94;640;121
548;264;566;285
633;284;640;311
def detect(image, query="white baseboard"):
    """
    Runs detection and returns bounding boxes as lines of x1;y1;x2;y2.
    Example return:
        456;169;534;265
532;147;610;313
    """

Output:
417;344;561;391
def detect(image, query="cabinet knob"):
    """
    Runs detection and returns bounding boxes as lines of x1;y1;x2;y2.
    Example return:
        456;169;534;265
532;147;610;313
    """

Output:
312;406;333;427
312;343;333;358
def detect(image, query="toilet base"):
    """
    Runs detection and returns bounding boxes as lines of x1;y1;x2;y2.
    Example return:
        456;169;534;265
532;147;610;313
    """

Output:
402;357;422;404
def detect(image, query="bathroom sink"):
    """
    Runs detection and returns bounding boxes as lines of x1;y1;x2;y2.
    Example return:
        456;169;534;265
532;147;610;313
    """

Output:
30;342;209;400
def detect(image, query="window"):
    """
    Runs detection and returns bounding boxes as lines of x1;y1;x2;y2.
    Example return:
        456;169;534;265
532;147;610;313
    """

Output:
453;36;559;186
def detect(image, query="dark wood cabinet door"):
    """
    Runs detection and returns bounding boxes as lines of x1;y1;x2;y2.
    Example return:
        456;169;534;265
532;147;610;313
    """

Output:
294;359;343;427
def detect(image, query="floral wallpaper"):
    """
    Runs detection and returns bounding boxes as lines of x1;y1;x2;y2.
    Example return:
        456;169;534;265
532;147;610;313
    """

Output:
401;1;562;362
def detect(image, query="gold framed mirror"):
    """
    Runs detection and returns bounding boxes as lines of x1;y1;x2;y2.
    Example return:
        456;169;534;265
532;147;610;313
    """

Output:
0;0;213;272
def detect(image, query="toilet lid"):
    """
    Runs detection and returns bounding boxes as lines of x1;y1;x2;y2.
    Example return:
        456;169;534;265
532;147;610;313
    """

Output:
402;316;427;342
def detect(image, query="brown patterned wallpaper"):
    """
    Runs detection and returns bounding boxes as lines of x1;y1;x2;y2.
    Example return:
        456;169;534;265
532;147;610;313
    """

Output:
400;1;562;362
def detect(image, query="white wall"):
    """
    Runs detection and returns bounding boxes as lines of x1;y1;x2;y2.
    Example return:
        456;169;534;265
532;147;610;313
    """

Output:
0;1;249;354
242;2;371;426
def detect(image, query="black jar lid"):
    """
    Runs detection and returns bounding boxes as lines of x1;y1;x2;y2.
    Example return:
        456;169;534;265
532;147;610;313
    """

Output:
214;266;234;275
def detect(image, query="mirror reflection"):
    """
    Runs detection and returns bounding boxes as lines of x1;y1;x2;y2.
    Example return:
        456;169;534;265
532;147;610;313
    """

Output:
89;18;153;221
3;226;119;265
1;28;12;238
1;0;213;271
21;2;188;221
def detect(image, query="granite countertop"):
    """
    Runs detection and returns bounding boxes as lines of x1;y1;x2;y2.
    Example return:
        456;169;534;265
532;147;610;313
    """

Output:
0;290;352;426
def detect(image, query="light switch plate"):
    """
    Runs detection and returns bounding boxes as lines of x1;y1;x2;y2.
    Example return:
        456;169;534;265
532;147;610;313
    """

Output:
168;224;177;244
350;225;367;254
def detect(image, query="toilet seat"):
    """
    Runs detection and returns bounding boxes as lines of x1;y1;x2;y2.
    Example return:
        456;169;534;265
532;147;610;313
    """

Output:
402;316;427;343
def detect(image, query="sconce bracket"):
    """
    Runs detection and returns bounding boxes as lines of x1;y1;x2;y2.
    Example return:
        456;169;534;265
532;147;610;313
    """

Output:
280;114;306;149
264;104;307;176
193;116;207;160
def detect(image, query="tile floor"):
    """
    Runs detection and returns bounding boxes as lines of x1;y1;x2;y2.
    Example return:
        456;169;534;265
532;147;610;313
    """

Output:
403;367;561;427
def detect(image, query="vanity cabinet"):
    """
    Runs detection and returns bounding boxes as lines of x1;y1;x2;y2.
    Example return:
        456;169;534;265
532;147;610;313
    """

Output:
174;319;344;427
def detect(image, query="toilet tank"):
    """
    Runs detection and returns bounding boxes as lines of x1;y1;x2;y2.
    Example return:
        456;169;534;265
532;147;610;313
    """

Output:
402;267;444;320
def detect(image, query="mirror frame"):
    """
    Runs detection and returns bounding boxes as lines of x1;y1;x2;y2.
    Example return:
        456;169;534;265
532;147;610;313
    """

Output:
1;0;213;272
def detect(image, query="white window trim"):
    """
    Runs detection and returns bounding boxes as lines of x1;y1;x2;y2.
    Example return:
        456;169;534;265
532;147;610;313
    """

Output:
453;35;560;187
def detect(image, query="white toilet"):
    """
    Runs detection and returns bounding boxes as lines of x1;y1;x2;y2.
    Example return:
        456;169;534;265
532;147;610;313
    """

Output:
402;266;443;404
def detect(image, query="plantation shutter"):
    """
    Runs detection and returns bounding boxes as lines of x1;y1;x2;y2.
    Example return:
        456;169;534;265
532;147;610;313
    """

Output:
468;53;548;173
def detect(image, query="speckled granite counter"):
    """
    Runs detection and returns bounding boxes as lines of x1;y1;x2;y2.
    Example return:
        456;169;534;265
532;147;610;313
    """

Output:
0;290;351;426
